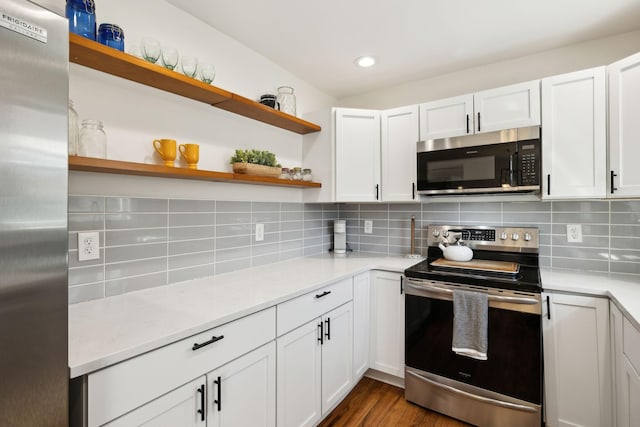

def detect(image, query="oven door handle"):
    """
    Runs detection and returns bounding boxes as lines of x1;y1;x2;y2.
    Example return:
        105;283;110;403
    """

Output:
406;370;538;414
405;282;539;305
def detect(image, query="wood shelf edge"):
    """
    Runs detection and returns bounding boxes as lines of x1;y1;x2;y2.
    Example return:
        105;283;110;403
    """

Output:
69;34;322;135
68;156;322;188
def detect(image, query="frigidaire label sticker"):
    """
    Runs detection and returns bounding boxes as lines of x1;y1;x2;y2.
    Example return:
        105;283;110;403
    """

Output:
1;11;47;43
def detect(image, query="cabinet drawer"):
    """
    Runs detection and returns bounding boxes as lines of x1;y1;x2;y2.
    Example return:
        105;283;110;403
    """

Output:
624;317;640;374
277;278;353;336
88;307;275;427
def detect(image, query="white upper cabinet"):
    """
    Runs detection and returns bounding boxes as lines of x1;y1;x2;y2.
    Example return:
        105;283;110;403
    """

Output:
473;80;541;133
419;80;540;141
609;51;640;198
334;108;381;202
541;67;607;199
419;94;473;140
381;105;420;202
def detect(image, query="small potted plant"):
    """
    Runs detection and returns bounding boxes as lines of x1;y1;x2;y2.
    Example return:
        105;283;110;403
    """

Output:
230;149;282;178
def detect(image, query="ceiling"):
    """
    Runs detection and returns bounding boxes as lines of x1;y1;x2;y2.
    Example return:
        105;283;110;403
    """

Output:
166;0;640;99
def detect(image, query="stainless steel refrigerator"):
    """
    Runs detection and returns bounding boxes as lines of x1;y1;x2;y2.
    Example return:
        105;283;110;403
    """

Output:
0;0;69;425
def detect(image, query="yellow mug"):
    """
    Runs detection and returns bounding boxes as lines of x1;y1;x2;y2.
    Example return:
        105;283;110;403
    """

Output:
179;143;199;169
153;139;177;166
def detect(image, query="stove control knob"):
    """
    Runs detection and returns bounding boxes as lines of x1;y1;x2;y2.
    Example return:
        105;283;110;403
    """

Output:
442;231;450;238
511;232;520;241
500;232;508;240
432;230;440;238
524;232;532;241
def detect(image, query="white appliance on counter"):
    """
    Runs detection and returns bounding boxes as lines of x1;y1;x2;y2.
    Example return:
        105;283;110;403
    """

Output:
333;219;346;253
0;1;69;425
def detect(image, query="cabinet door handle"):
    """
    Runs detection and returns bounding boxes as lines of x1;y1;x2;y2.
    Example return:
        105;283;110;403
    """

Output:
214;376;222;412
412;182;416;200
477;112;481;132
611;170;618;194
192;335;224;351
400;276;404;294
325;317;331;340
547;174;551;196
197;384;206;421
318;322;324;345
546;296;551;320
375;184;379;200
466;114;470;134
315;290;331;299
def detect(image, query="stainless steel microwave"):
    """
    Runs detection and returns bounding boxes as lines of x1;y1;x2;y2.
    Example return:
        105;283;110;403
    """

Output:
416;126;541;195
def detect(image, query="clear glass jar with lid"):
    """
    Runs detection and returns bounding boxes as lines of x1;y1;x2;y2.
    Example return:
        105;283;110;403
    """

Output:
302;168;312;181
280;167;291;180
291;167;302;180
68;99;79;156
277;86;296;116
78;119;106;158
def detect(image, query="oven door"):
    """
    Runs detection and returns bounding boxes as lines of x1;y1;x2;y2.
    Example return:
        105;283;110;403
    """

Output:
417;142;517;194
404;279;542;405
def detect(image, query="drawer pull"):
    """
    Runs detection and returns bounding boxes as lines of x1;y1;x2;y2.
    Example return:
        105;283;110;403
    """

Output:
192;335;225;351
315;290;332;299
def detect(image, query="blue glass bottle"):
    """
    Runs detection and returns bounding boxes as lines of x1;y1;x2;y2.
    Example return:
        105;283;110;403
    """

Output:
66;0;96;40
98;24;124;51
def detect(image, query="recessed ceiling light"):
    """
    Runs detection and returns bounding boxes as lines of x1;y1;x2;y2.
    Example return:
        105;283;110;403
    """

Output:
355;56;376;68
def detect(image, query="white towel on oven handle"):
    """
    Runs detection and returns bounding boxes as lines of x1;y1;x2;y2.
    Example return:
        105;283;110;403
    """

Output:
452;289;488;361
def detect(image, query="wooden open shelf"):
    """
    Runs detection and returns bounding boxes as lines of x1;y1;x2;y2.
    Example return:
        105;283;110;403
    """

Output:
69;156;322;188
69;34;321;135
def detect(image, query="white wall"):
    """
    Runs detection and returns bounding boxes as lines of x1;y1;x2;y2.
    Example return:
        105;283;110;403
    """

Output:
338;30;640;109
67;0;335;201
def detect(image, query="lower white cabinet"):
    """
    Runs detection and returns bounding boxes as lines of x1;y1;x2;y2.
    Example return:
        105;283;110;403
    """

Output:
370;271;404;378
352;271;371;380
277;302;353;427
543;292;612;427
611;302;640;427
207;342;276;427
105;376;207;426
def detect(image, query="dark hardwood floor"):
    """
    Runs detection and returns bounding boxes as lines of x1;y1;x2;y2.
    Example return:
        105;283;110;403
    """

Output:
319;377;472;427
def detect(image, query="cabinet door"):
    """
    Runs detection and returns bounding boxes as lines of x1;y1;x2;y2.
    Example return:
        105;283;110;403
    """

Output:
277;319;322;427
105;377;206;427
473;80;541;133
335;108;381;202
541;67;607;199
208;342;276;427
321;302;353;414
419;94;473;140
609;51;640;197
353;272;371;380
381;105;420;202
370;272;404;378
542;293;611;427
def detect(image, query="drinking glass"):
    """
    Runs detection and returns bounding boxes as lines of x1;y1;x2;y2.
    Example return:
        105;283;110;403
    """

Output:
198;63;215;84
141;37;161;63
161;46;179;70
181;55;198;78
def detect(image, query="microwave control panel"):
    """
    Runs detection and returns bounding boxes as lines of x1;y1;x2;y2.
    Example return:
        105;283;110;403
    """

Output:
518;140;540;186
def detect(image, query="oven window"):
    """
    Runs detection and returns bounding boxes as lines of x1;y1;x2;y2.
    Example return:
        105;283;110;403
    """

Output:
427;156;495;182
405;294;541;404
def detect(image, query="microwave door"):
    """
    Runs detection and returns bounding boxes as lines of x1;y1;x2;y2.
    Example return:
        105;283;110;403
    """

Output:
417;144;514;194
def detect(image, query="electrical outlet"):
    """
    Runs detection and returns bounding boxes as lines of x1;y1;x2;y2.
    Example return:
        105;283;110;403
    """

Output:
566;224;583;243
255;223;264;241
78;232;100;261
364;220;373;234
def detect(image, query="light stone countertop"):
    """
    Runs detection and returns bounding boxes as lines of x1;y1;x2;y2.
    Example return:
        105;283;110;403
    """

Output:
68;253;422;378
69;254;640;379
542;268;640;330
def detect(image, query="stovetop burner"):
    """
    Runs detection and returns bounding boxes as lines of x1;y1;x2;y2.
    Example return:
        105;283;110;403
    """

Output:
404;224;542;293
